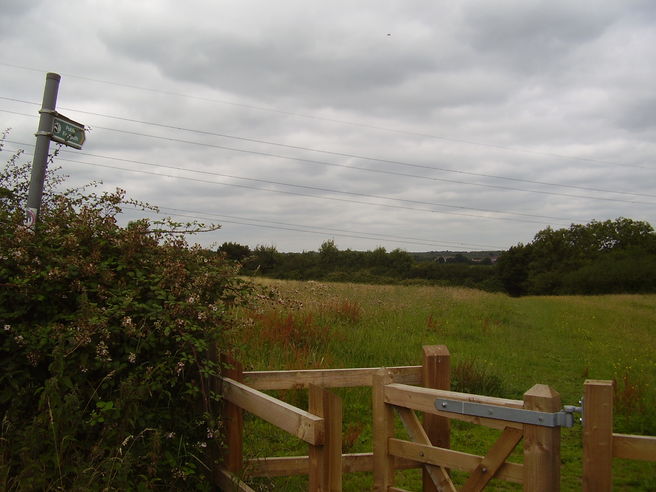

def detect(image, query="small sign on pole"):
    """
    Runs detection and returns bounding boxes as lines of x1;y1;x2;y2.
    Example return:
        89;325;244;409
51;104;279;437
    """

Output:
51;113;86;149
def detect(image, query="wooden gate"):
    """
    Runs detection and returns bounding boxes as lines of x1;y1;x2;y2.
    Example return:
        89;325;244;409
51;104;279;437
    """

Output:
215;346;565;491
214;346;656;491
373;371;561;491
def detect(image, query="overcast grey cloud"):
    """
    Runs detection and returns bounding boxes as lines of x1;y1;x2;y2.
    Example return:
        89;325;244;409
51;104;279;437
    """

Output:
1;0;654;252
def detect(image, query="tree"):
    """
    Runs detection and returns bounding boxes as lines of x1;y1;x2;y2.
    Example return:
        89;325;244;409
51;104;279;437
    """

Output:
497;219;656;296
387;248;413;274
496;244;533;296
248;244;280;274
446;253;470;264
318;239;340;268
218;241;251;262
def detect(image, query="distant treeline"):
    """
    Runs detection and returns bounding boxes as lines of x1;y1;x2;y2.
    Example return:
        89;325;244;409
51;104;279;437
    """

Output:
219;218;656;296
219;240;502;290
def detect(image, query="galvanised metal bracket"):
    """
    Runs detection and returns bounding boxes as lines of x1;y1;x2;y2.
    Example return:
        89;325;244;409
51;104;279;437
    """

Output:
435;398;583;428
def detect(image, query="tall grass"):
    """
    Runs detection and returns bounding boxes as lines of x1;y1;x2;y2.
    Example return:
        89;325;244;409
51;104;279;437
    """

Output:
232;280;656;490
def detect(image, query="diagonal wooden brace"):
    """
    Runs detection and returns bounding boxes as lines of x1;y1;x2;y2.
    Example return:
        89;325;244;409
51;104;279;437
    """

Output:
460;426;523;491
395;407;456;492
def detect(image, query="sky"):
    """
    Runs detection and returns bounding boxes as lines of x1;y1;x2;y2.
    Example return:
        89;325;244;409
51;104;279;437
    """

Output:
1;0;655;253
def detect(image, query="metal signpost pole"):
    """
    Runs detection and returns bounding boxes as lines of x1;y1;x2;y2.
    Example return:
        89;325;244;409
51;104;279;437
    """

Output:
26;72;61;228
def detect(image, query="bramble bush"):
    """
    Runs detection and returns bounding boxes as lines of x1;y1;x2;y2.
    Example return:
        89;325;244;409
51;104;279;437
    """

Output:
0;138;252;490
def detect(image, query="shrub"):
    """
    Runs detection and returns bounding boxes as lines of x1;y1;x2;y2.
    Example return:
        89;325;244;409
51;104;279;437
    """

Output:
0;143;252;489
451;359;504;397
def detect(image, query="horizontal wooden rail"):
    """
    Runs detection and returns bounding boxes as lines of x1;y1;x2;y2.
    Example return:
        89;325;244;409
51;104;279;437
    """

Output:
613;433;656;462
243;365;422;390
387;438;523;483
222;377;324;445
247;456;307;477
216;469;256;492
384;383;525;430
246;453;418;477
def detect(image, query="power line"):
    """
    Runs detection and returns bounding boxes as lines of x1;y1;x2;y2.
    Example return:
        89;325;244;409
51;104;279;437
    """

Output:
54;155;569;226
2;139;579;223
0;61;647;170
1;139;507;248
44;103;656;196
2;96;653;199
0;144;506;249
160;207;505;249
87;126;656;207
2;140;585;226
125;205;505;250
3;108;653;207
3;64;651;251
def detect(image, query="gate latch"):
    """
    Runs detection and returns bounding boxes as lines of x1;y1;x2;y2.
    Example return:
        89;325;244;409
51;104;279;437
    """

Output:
435;399;583;428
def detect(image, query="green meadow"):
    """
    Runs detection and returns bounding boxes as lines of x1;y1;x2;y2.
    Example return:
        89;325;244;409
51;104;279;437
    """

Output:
231;279;656;491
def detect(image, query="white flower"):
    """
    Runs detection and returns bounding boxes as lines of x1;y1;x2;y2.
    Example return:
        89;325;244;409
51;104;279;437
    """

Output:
96;341;112;361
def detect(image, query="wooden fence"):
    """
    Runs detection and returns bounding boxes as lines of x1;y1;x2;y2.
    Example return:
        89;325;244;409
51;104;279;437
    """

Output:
583;379;656;491
212;346;656;491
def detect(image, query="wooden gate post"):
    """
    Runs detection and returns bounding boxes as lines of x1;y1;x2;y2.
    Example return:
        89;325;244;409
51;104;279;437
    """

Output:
523;384;561;491
583;380;614;492
422;345;451;492
309;385;343;492
221;354;244;476
373;369;394;491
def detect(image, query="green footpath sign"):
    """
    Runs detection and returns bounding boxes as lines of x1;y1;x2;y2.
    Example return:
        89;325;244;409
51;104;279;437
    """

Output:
51;113;86;149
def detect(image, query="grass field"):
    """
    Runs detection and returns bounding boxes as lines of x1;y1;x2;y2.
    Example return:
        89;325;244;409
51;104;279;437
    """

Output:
230;279;656;491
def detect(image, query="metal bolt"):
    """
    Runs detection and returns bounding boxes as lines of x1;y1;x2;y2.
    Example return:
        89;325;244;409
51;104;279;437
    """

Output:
482;467;488;473
441;401;447;408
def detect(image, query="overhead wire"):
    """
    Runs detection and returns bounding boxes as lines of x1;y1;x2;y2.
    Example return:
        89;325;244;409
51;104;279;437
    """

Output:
13;149;569;226
3;62;652;250
1;96;653;199
123;205;505;250
0;146;505;249
0;61;648;171
0;147;503;250
2;108;653;207
2;139;581;223
159;207;505;249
